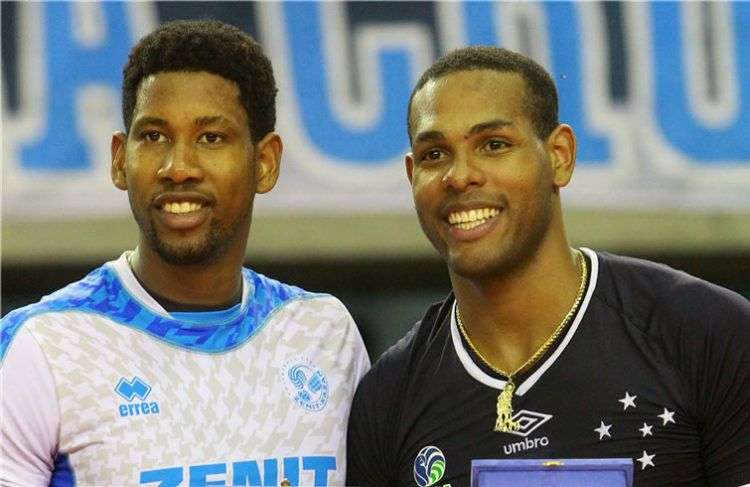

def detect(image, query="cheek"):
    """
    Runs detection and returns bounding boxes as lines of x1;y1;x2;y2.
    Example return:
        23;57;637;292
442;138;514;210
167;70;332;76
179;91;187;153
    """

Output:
411;172;441;203
412;185;434;213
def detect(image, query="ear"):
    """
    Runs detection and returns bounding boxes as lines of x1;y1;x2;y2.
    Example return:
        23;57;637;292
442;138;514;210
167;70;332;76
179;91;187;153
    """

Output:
405;152;415;185
545;124;576;188
111;131;128;190
253;132;282;194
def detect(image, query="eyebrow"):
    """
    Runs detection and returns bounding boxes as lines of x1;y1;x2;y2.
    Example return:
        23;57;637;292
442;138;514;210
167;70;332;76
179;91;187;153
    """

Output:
413;118;514;144
194;115;234;127
130;116;168;133
130;115;235;133
468;118;514;134
413;130;445;144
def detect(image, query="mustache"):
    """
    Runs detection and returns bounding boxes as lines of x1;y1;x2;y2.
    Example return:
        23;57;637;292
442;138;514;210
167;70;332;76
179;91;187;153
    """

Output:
151;184;215;207
440;194;509;216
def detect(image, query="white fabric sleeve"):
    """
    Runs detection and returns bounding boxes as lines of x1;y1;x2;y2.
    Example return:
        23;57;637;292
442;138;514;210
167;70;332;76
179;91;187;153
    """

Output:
336;298;371;381
1;326;59;486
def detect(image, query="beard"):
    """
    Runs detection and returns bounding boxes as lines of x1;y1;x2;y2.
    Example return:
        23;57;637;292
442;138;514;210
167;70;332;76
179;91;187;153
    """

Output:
145;217;227;266
130;196;251;267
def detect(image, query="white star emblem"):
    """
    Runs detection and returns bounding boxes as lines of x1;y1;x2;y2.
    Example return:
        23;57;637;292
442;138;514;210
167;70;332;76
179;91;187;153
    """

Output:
636;450;655;470
658;408;676;426
594;421;612;440
618;391;637;410
639;423;653;437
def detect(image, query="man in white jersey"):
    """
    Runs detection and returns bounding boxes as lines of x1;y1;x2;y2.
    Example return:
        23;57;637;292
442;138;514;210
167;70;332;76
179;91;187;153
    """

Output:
1;20;369;486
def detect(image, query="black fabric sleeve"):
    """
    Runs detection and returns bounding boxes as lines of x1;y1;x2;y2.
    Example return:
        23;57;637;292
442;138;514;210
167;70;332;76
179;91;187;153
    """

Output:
676;282;750;486
346;324;419;487
346;374;389;485
346;356;400;486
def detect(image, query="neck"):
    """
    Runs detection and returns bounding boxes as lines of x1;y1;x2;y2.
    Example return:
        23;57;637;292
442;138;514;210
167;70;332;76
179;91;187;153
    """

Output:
451;239;584;374
129;243;246;309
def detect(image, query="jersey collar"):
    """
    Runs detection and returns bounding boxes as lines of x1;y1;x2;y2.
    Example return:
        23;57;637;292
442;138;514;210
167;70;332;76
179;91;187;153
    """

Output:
450;247;599;396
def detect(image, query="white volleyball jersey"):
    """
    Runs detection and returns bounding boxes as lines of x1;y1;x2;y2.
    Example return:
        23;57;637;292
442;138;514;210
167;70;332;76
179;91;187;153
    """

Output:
0;252;370;486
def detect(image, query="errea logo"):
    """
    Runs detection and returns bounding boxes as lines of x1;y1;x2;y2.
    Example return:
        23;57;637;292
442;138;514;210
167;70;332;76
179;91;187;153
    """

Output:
115;376;160;417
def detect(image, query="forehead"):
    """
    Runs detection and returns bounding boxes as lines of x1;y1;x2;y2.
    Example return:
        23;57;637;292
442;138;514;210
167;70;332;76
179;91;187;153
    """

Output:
134;71;247;126
410;70;529;137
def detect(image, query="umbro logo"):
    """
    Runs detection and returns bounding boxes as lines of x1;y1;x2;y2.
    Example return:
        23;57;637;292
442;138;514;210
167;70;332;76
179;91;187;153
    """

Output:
501;409;553;455
115;376;151;401
504;409;553;438
114;376;160;418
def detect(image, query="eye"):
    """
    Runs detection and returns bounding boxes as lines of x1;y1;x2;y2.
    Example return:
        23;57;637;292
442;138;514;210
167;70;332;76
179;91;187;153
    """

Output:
482;139;510;152
419;148;448;163
141;131;167;143
198;132;224;144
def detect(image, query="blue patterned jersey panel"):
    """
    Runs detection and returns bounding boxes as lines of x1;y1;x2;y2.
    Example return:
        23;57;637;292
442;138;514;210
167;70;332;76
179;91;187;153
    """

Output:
1;265;319;361
49;453;76;487
0;266;110;363
170;304;243;325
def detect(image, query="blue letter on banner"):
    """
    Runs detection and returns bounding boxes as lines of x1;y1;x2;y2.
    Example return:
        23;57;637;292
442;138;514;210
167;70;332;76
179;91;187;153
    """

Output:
20;2;132;170
651;2;749;162
459;1;610;165
282;2;412;164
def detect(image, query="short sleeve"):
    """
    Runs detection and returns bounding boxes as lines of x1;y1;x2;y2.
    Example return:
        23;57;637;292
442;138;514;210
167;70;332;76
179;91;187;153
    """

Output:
685;288;750;486
1;325;60;486
346;371;391;486
346;346;407;487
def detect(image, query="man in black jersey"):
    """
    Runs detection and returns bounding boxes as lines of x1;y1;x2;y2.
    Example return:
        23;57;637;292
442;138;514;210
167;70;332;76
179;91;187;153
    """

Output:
346;46;750;487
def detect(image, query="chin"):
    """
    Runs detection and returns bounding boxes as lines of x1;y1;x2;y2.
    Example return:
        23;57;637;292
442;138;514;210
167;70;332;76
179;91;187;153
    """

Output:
144;216;232;266
449;260;499;280
149;228;224;267
153;241;220;266
447;249;524;280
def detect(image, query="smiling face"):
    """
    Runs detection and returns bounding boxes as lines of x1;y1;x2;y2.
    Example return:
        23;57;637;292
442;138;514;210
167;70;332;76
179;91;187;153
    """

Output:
111;71;280;266
406;70;574;279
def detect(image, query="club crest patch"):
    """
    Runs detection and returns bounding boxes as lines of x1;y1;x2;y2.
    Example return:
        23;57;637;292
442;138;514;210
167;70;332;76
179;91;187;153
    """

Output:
281;357;330;412
414;445;446;487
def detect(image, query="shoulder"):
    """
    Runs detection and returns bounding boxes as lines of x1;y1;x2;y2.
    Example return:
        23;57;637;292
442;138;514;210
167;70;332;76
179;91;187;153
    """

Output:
347;293;452;483
593;250;750;324
1;264;111;363
591;250;750;352
243;267;355;324
243;267;367;358
357;294;453;396
243;267;316;303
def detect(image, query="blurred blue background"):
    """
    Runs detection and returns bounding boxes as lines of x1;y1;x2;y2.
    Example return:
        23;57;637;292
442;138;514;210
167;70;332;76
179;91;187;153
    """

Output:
3;1;749;359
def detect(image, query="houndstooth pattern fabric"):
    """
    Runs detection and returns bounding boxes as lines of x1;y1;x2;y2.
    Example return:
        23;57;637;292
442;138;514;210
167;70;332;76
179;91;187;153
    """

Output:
1;254;369;486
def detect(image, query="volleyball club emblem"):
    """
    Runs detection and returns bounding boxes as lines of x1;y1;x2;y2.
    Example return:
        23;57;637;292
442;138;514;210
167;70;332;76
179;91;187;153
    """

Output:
281;358;329;412
413;445;446;487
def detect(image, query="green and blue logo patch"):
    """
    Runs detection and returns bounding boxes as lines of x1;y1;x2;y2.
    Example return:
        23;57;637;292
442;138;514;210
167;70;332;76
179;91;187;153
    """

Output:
413;445;446;487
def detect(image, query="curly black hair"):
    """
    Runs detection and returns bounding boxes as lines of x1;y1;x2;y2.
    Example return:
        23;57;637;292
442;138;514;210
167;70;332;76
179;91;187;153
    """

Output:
407;46;558;142
122;19;276;143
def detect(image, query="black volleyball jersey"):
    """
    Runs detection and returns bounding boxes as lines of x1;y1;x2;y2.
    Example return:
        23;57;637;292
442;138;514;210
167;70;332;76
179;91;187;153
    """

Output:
347;249;750;487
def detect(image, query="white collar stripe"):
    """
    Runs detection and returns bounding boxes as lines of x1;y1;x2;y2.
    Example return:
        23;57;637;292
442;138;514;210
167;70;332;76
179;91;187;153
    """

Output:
450;247;599;395
109;251;252;318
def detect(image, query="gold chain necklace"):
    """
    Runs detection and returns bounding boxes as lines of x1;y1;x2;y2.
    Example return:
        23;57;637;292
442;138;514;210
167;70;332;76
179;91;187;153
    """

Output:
456;249;588;433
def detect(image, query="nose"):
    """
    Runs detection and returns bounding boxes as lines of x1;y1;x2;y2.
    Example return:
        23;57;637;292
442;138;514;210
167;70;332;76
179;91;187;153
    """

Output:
442;152;485;192
157;139;203;184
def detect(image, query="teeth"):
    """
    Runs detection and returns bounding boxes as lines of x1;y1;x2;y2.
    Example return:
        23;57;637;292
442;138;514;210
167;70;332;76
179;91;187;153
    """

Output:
448;207;500;225
163;202;202;214
456;220;484;230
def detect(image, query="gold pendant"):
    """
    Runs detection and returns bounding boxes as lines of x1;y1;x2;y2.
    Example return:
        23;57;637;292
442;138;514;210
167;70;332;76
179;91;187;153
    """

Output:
494;380;520;433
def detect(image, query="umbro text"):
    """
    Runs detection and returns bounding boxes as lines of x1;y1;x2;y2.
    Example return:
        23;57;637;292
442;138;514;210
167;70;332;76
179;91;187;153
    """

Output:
503;436;549;455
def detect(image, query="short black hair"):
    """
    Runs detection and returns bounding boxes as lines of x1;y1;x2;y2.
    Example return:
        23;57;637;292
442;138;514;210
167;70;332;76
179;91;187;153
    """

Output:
407;46;558;142
122;19;277;143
